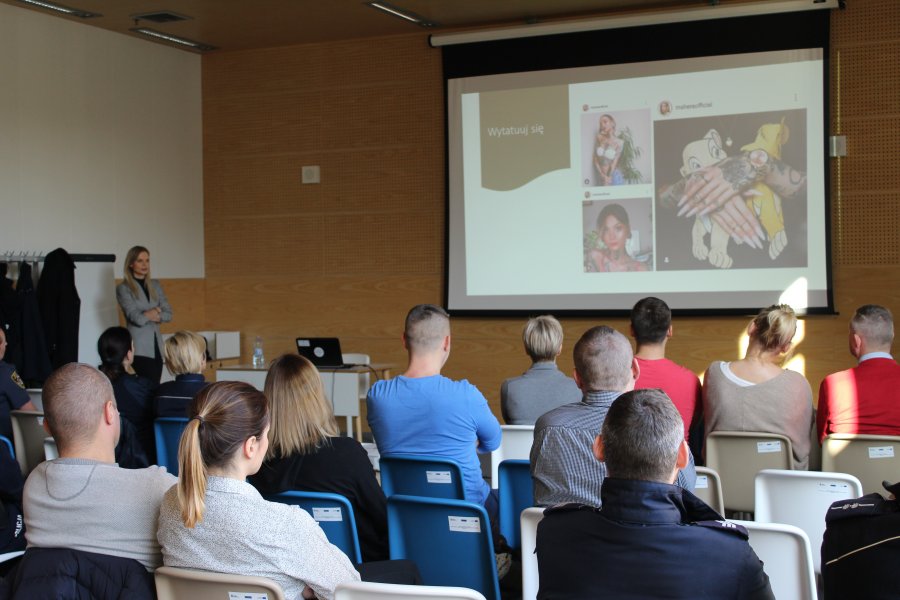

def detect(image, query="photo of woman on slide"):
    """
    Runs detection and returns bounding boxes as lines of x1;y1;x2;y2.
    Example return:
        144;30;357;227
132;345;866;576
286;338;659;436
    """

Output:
583;201;652;273
580;109;651;188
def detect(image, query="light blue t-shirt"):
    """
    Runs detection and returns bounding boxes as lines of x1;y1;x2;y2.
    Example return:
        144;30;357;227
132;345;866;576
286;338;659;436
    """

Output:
366;374;501;504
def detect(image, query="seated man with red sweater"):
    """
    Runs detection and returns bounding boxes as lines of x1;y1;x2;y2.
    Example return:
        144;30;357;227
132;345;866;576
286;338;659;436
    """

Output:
630;297;702;444
818;304;900;442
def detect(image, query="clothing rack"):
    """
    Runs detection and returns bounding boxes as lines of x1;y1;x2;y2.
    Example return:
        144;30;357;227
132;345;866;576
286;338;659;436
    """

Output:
2;252;46;263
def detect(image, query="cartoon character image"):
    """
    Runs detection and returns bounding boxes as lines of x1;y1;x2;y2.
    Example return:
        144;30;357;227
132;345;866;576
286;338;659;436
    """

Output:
679;121;790;269
741;120;790;260
680;129;734;268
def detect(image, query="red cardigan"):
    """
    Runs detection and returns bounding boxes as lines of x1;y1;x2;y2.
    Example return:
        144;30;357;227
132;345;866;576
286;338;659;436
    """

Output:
817;357;900;442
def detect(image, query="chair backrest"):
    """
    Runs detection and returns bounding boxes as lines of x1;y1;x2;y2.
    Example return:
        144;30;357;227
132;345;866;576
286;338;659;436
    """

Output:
754;468;863;575
821;433;900;495
519;507;544;600
10;410;47;475
380;455;466;500
43;437;58;460
490;425;534;489
387;495;499;600
266;490;363;564
731;520;817;600
705;431;793;513
335;581;487;600
154;417;189;475
26;388;43;411
693;466;725;515
154;566;286;600
497;459;533;550
0;435;14;459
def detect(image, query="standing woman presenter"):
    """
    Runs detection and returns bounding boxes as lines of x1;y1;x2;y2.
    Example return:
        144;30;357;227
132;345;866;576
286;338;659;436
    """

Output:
116;246;172;384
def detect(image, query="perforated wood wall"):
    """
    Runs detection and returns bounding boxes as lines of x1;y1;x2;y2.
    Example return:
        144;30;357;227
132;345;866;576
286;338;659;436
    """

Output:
192;3;900;419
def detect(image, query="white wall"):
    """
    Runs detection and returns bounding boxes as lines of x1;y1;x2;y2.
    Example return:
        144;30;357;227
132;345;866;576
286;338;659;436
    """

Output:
0;4;204;278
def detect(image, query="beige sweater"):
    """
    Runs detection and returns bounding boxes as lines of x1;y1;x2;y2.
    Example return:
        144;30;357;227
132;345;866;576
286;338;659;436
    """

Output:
703;361;814;470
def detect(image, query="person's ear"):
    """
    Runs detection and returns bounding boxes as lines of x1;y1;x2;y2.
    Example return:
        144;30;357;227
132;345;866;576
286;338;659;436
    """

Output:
401;333;410;351
747;321;758;336
593;435;605;462
675;440;689;470
849;332;863;358
443;334;451;352
243;436;260;460
43;418;52;436
666;325;673;339
629;325;636;339
631;357;641;382
573;369;584;391
104;401;117;426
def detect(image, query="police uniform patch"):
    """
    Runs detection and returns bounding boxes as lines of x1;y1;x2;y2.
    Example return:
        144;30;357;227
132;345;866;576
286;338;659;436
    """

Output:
10;371;25;390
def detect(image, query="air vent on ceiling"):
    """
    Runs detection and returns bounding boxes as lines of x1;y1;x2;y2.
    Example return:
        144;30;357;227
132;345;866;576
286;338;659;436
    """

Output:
131;11;191;24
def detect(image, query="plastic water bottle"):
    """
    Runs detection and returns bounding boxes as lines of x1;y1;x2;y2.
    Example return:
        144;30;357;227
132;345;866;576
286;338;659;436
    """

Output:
252;336;265;368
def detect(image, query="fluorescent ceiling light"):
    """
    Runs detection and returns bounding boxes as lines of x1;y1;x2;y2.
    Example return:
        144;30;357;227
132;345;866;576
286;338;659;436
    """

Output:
130;27;217;52
367;1;436;27
16;0;100;18
429;0;839;46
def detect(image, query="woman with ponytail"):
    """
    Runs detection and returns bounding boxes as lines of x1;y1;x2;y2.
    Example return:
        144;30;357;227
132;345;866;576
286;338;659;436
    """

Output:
157;381;359;600
702;304;814;469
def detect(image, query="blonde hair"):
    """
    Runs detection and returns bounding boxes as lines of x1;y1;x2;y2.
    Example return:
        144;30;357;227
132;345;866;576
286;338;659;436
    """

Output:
264;354;339;458
122;245;157;302
523;315;564;362
177;381;268;528
165;331;207;376
751;304;797;353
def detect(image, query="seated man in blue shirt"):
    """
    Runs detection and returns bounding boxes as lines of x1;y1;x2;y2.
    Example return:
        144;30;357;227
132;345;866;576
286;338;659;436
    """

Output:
367;304;502;537
537;388;773;599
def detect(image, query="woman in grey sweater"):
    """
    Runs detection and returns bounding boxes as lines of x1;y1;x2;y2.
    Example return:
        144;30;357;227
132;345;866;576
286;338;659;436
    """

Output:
702;304;814;470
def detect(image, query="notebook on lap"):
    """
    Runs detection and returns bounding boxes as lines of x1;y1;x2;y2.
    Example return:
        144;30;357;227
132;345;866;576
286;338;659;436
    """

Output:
295;337;352;368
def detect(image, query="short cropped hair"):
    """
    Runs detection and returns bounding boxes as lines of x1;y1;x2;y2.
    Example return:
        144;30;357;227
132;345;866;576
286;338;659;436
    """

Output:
164;331;207;376
523;315;564;362
573;326;633;392
43;363;115;451
602;388;684;482
851;304;894;347
631;297;672;345
404;304;450;353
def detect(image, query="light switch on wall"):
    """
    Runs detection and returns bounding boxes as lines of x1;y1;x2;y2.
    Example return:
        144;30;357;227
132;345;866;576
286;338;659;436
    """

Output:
302;165;321;184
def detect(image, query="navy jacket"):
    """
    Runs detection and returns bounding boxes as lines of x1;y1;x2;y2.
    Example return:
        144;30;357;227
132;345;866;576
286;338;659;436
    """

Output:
537;478;774;599
2;547;155;600
153;374;207;419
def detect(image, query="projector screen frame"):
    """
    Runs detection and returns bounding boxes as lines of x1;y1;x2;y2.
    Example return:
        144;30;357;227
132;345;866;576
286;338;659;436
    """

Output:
441;10;835;318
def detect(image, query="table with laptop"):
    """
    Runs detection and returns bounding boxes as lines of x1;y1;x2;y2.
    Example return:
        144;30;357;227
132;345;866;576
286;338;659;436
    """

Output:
215;337;395;440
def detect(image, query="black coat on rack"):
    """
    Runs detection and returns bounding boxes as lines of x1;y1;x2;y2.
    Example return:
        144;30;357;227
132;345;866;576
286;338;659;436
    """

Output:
38;248;81;369
16;261;51;385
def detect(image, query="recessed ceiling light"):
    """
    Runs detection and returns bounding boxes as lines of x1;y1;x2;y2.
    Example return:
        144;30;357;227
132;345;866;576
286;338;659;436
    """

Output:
129;27;217;52
16;0;100;18
366;1;437;27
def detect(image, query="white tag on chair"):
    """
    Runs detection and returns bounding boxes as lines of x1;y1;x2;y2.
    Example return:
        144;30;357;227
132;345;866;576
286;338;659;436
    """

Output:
817;482;852;495
312;507;343;522
426;470;452;484
229;593;268;600
695;475;709;489
868;446;894;459
757;441;782;453
448;516;481;533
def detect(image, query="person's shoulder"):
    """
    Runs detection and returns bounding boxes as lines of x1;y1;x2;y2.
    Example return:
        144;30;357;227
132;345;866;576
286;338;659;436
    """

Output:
534;403;578;430
690;518;752;542
129;464;178;488
543;503;597;517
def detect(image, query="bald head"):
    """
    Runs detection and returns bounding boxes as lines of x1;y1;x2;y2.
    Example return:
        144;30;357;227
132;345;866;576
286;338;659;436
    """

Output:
43;363;115;451
404;304;450;354
573;326;634;392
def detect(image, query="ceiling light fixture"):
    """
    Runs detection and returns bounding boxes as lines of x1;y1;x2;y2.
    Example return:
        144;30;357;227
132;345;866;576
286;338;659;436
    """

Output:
429;0;838;46
15;0;100;18
366;1;436;27
129;27;217;52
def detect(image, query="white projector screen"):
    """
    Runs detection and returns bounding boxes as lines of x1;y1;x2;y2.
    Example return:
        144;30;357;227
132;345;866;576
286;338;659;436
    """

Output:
445;19;832;315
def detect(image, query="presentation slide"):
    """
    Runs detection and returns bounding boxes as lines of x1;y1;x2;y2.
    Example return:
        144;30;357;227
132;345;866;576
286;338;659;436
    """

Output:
447;49;828;314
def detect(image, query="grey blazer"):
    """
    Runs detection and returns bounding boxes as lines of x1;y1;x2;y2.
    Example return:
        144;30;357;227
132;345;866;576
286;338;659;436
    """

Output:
115;280;172;358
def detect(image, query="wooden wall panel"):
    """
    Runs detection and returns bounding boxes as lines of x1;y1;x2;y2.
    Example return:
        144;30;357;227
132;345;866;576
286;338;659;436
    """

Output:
201;6;900;421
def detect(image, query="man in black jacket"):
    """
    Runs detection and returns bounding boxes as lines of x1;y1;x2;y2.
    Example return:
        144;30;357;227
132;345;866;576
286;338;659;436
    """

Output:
536;388;774;599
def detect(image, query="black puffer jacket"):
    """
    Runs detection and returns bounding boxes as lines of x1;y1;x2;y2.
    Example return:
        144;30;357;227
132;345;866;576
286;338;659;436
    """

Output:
2;547;155;599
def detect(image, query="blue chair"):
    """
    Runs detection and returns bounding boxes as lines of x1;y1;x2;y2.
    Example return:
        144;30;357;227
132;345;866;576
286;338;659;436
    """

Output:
387;495;499;600
266;491;362;564
0;435;14;459
155;417;189;475
379;455;466;500
497;459;533;551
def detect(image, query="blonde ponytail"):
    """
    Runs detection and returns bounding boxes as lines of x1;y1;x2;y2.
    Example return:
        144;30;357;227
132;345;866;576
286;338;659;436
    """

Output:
177;417;208;528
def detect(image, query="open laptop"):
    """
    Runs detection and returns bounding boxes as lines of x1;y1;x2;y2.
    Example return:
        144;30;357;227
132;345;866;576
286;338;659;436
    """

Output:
295;337;353;368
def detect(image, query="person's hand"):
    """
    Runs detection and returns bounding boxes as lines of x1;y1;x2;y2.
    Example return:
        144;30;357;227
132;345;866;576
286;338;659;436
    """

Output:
708;197;765;249
143;308;162;323
676;153;763;218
